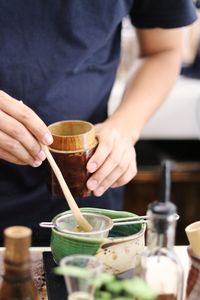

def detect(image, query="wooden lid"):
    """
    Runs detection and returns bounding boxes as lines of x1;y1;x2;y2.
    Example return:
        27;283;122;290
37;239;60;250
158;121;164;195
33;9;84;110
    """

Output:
4;226;32;263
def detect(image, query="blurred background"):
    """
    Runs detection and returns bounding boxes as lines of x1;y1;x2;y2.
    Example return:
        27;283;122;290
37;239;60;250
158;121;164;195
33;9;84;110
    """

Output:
108;7;200;244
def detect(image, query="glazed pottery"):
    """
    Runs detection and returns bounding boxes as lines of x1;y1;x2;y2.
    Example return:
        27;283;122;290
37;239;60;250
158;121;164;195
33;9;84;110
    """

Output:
50;207;145;274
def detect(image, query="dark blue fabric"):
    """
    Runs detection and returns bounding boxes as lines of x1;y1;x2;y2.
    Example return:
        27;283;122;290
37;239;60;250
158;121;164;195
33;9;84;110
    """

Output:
0;0;196;245
131;0;197;28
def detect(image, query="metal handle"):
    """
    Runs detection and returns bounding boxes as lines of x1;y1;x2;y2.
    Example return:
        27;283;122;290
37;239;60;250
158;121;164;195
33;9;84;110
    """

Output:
112;215;148;223
112;213;179;226
113;220;147;227
39;222;54;228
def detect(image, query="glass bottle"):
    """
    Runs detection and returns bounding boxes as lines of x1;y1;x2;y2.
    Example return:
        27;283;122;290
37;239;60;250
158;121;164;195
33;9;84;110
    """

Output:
140;161;184;300
0;226;40;300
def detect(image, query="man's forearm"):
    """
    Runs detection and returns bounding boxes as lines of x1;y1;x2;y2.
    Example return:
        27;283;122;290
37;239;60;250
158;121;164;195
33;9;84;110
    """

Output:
105;48;182;144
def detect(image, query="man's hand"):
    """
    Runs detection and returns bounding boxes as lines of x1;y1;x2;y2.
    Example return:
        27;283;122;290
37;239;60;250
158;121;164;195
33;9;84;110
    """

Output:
86;123;137;196
0;90;53;166
86;27;184;198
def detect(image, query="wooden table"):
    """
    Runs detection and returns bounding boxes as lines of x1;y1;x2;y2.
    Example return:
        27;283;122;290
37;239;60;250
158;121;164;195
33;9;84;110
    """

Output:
0;246;190;300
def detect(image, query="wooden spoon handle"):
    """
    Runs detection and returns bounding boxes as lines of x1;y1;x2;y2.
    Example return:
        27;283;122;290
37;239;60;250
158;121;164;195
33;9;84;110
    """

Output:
41;144;92;232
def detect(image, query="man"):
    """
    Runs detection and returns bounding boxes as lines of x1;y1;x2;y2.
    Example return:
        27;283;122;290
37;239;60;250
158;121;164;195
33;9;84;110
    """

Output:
0;0;196;245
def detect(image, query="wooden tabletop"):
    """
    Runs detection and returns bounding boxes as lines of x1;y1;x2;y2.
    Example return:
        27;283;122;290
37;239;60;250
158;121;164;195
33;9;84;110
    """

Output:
0;246;190;300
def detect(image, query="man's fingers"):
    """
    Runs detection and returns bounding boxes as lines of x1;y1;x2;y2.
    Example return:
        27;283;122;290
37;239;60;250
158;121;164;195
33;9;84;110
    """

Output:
92;148;136;196
0;90;53;166
111;160;137;188
0;147;27;165
0;130;42;167
86;123;137;196
87;138;126;191
87;127;117;173
0;109;45;161
0;91;53;145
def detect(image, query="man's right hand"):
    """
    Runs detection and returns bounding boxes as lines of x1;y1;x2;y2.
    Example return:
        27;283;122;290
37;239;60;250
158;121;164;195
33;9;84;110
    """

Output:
0;90;53;167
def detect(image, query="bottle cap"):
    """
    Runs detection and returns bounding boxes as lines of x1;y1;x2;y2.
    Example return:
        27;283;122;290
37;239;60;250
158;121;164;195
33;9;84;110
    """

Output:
148;160;177;234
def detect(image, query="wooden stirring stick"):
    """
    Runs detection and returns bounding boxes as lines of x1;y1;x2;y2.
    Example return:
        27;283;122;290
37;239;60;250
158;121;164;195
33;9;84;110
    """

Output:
41;144;92;232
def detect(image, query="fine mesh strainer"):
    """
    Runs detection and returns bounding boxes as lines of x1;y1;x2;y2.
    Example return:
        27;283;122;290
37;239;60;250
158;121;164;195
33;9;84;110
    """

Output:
39;212;147;239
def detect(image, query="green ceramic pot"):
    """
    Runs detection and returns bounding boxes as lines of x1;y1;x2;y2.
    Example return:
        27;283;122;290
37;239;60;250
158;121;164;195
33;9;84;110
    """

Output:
50;207;146;274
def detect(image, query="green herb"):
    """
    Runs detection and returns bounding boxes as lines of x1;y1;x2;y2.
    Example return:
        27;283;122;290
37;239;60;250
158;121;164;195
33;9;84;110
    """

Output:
123;278;156;300
92;272;114;289
54;265;92;279
53;266;156;300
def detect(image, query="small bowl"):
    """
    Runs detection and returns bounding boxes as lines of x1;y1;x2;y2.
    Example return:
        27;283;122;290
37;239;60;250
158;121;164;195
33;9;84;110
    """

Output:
50;207;146;274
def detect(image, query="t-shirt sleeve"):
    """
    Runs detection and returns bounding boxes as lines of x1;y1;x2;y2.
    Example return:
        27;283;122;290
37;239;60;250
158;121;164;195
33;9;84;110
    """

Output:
130;0;197;29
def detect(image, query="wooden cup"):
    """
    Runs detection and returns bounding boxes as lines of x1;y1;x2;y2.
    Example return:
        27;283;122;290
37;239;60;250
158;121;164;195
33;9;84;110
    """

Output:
47;120;97;198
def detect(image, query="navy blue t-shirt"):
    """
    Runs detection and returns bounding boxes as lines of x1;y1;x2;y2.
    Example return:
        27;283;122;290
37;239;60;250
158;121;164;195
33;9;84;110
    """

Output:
0;0;196;245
